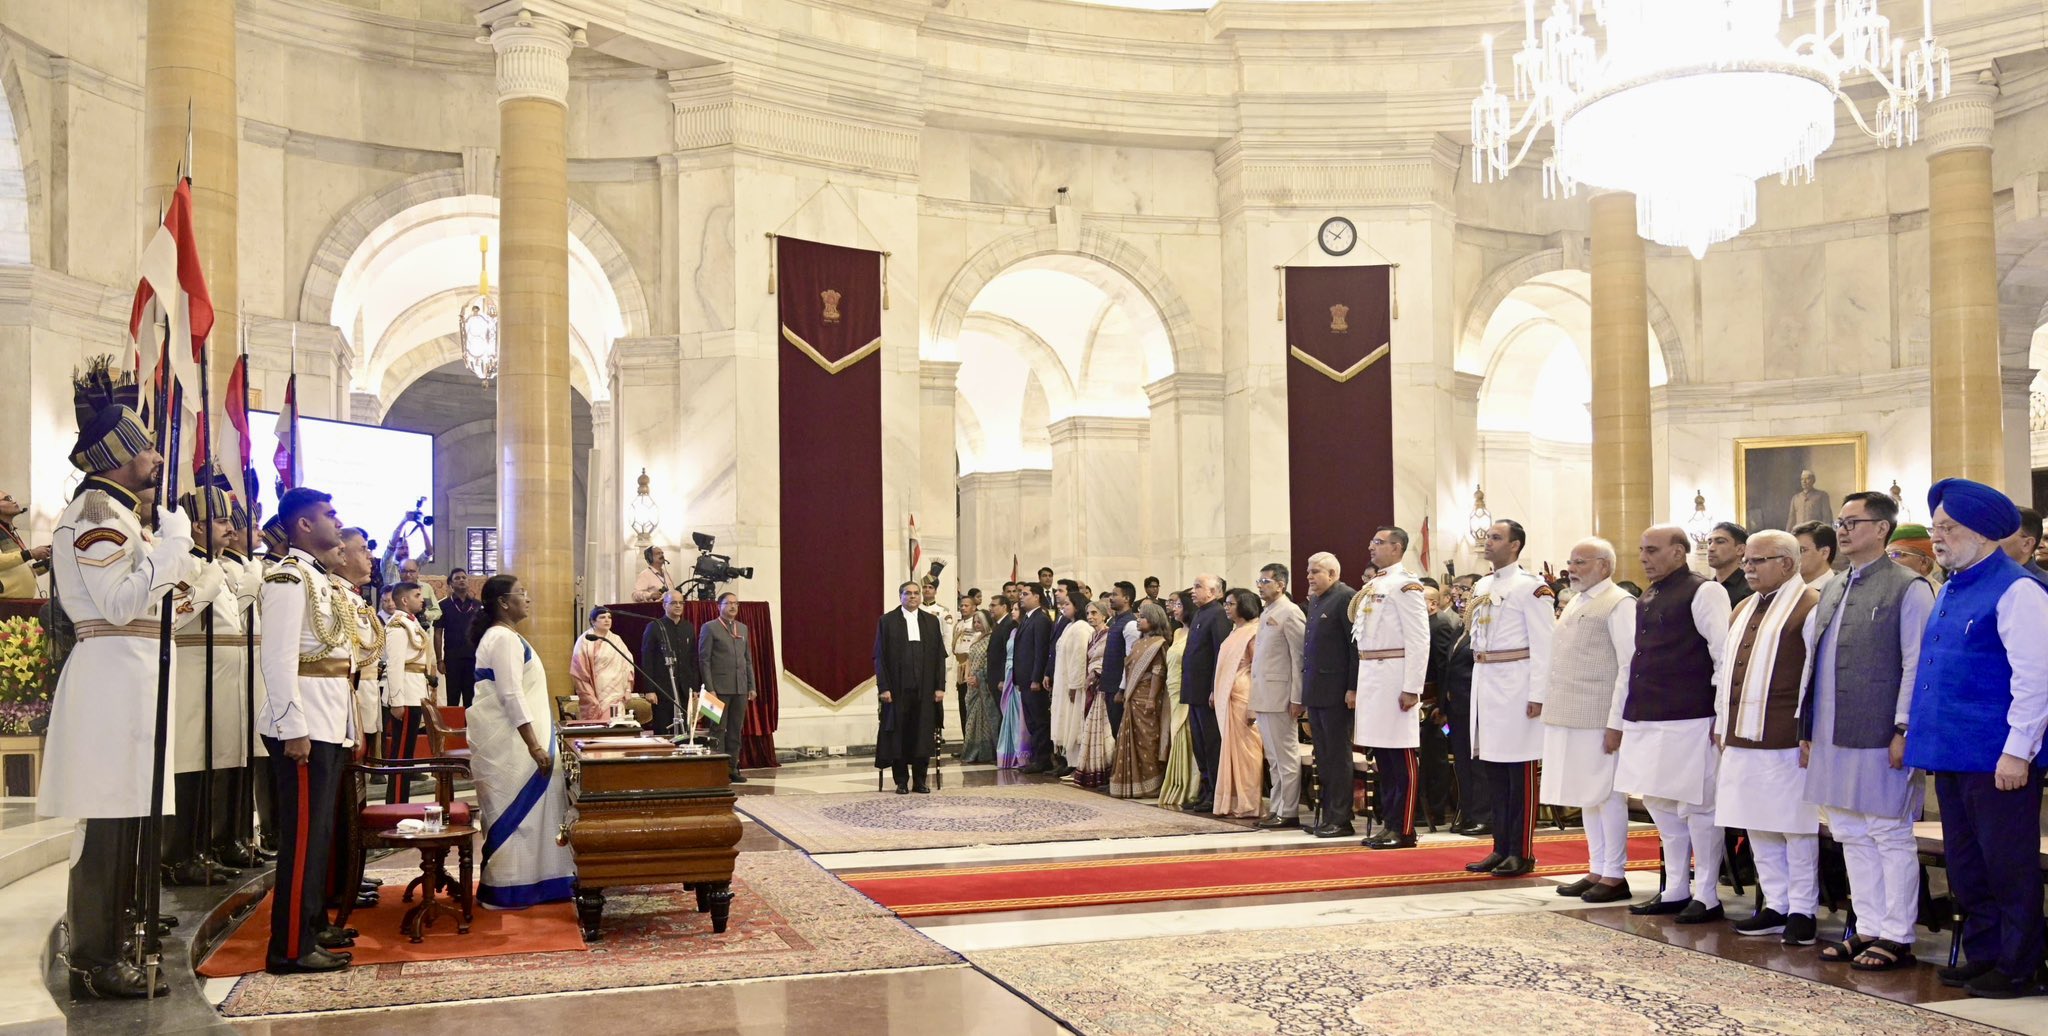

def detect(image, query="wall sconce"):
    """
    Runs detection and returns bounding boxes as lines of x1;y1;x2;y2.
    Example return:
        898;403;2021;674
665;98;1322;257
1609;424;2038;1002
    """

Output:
1684;489;1716;555
1466;485;1492;546
1889;479;1913;522
628;468;659;547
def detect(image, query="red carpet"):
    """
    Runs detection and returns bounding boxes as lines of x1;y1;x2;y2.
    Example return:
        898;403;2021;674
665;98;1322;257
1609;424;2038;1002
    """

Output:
198;883;586;977
843;830;1662;917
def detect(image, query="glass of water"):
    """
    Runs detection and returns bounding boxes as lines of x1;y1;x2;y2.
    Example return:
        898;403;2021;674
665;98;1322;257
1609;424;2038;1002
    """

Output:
423;803;445;833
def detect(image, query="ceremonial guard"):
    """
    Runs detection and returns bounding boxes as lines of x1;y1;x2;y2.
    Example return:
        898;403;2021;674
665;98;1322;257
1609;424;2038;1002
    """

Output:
37;359;197;998
1904;479;2048;998
0;490;48;598
1535;538;1636;903
218;495;272;864
920;575;957;739
1618;525;1732;923
381;580;439;802
164;479;239;885
1461;519;1554;877
1711;530;1821;944
1351;527;1431;849
257;488;354;975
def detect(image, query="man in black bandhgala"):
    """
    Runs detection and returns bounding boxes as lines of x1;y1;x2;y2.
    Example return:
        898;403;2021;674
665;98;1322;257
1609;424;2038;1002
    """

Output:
875;581;947;794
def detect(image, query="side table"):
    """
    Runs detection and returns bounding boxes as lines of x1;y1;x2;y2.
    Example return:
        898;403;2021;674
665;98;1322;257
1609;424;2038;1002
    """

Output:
374;825;476;943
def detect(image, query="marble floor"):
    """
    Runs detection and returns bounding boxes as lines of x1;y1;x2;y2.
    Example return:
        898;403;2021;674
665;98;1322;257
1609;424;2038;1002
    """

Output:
9;759;2039;1035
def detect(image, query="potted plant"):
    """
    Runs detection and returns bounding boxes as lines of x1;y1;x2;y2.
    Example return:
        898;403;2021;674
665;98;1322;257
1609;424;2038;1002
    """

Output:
0;614;54;795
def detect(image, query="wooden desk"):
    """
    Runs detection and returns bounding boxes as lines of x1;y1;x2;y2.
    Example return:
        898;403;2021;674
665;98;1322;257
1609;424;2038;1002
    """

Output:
560;736;742;940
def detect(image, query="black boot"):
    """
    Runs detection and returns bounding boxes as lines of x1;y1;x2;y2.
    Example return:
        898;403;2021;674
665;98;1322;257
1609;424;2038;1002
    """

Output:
68;961;165;1000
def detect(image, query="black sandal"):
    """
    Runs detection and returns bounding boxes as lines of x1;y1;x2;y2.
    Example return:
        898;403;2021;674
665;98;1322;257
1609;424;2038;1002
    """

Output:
1819;936;1874;963
1849;939;1917;972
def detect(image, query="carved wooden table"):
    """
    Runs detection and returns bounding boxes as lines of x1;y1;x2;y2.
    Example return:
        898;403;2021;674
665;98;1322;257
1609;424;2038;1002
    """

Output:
373;824;475;943
559;737;741;940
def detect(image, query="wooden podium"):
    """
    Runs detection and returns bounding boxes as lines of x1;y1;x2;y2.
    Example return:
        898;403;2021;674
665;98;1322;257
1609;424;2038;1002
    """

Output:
559;732;742;939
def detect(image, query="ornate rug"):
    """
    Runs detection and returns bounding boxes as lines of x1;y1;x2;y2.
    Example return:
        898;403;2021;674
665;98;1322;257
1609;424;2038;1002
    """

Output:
736;784;1244;853
845;830;1662;917
218;852;961;1016
969;911;2003;1036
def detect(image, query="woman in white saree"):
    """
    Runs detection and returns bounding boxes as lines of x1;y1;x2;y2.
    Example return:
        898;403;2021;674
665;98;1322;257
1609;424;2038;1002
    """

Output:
468;574;576;909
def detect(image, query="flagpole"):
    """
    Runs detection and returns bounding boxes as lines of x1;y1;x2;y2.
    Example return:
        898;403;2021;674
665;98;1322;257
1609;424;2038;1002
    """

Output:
195;226;220;886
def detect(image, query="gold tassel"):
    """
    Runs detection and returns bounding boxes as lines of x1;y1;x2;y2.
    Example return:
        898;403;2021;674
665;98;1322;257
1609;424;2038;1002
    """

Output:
766;232;778;294
1276;266;1286;322
881;251;892;310
1389;264;1399;320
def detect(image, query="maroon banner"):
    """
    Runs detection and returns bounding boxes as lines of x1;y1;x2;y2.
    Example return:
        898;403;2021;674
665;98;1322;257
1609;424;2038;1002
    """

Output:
1286;265;1394;587
606;600;780;769
777;236;884;703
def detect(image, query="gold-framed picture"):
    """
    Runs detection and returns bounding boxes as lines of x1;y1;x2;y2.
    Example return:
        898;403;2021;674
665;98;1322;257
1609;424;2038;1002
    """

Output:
1733;433;1868;533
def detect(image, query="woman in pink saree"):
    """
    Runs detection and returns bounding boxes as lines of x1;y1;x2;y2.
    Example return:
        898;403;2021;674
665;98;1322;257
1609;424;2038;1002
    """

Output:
1210;588;1264;819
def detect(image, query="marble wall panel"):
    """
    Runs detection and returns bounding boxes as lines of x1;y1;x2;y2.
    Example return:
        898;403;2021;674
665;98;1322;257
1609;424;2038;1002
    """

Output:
1763;242;1828;378
1822;236;1894;374
56;87;139;288
1697;247;1766;376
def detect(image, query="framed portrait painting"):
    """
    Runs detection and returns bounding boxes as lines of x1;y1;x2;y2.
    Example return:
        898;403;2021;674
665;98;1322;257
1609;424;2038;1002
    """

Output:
1733;433;1868;534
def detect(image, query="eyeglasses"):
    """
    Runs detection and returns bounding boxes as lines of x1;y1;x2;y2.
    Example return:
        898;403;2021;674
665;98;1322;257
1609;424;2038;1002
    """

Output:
1254;577;1276;586
1834;518;1884;531
1930;521;1961;537
1739;555;1794;568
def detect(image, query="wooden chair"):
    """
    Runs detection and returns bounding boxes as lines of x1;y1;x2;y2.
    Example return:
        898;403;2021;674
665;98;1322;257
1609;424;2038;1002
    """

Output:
334;760;473;929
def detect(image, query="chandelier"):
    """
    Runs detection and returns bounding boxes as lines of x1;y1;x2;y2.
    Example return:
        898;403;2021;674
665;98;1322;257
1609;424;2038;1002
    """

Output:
628;468;660;546
1684;489;1717;555
1470;0;1949;258
457;235;498;382
1467;485;1494;546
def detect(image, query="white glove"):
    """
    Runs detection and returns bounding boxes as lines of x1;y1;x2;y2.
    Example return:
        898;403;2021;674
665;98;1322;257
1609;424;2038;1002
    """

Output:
157;506;193;542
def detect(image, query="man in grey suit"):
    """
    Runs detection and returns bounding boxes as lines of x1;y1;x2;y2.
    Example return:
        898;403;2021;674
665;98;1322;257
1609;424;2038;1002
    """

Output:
1251;562;1307;828
697;592;754;782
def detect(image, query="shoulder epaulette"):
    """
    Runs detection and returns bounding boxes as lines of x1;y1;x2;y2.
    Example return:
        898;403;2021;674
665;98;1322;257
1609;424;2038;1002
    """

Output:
1534;584;1556;599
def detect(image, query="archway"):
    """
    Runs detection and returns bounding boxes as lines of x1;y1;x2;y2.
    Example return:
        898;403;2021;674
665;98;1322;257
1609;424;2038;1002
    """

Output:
1468;270;1670;568
381;360;595;591
952;254;1174;592
0;55;31;267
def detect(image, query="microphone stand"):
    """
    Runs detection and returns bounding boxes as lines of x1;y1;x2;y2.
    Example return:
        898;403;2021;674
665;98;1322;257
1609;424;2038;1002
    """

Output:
581;633;685;736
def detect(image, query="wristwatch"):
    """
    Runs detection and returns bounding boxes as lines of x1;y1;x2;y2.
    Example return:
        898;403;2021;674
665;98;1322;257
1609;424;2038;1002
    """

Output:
1894;723;1908;736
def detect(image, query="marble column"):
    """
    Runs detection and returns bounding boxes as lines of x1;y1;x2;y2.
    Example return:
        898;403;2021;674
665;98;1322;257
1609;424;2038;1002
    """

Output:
488;8;582;693
1590;191;1653;585
144;0;238;434
1925;75;2003;487
1144;373;1227;583
919;361;961;604
1048;416;1150;588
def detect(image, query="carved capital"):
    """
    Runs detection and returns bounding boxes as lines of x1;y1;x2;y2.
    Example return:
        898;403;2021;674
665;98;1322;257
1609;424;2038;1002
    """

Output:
1924;73;1998;158
482;8;583;106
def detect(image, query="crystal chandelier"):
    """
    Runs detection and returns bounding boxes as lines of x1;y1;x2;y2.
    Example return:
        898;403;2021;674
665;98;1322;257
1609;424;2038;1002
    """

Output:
457;235;498;383
1470;0;1949;258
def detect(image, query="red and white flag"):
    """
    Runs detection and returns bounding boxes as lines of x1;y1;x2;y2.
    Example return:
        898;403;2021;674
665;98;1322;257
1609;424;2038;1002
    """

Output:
906;514;922;580
1419;515;1432;575
225;352;253;498
128;178;213;412
273;373;300;494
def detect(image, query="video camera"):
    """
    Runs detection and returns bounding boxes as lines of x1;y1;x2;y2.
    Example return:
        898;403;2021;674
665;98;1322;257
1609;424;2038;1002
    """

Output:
677;531;753;600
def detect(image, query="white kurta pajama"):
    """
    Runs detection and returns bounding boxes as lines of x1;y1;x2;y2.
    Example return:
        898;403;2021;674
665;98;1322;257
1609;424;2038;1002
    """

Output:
470;625;576;908
1535;580;1636;881
1614;575;1731;907
1713;578;1822;919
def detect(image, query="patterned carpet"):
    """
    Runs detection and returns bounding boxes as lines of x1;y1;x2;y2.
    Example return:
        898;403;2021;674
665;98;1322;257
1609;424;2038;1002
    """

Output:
736;784;1243;853
969;911;2003;1036
218;852;961;1016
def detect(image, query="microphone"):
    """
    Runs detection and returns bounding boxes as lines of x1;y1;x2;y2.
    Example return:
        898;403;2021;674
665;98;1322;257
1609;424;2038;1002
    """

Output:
582;632;684;707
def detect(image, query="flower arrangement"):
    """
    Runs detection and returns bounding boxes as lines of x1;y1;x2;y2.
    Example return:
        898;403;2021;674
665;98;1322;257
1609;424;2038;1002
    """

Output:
0;615;54;736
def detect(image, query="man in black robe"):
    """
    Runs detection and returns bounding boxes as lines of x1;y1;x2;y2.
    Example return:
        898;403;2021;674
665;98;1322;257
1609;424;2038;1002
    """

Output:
875;581;947;794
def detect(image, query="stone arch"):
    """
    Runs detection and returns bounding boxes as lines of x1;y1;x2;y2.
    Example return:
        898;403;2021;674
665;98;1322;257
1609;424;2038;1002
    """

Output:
297;168;650;340
375;330;598;418
0;36;40;266
1457;247;1688;383
1996;191;2048;371
960;311;1078;415
929;223;1208;375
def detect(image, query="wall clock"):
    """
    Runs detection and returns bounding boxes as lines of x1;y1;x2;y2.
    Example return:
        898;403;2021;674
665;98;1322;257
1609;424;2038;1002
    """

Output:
1318;216;1356;257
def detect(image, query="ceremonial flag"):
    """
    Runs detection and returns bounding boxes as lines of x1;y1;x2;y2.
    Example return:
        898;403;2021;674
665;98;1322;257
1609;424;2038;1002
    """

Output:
225;353;255;504
128;178;213;404
273;373;300;494
1419;515;1432;575
1010;554;1018;584
697;690;726;726
907;514;921;580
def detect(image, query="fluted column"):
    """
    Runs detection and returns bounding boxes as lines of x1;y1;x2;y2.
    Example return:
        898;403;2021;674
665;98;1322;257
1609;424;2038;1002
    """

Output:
1926;75;2003;486
145;0;237;424
488;8;582;694
1590;192;1653;584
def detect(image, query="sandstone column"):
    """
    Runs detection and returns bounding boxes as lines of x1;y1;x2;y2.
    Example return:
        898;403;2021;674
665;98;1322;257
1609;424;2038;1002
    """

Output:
488;9;582;693
1590;191;1653;585
1925;75;2003;486
144;0;237;429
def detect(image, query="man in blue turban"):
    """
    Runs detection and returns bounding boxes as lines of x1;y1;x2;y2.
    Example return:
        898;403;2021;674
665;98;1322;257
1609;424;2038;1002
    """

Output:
1904;478;2048;998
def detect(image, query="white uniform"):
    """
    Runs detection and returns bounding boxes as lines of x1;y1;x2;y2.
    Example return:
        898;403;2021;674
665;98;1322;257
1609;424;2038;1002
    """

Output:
1351;565;1430;749
337;575;384;741
923;601;958;692
37;482;200;819
171;551;242;772
225;552;268;760
381;611;434;708
1466;563;1555;763
257;549;356;747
